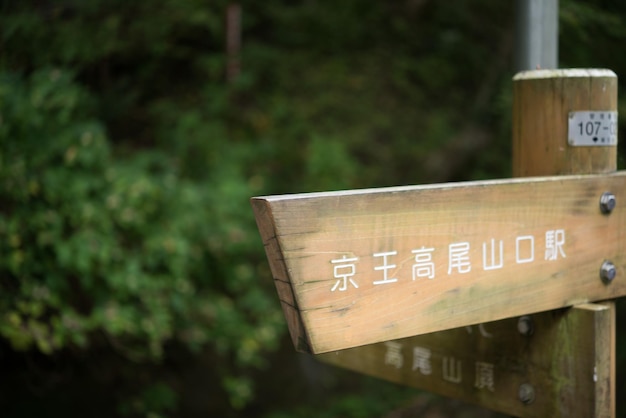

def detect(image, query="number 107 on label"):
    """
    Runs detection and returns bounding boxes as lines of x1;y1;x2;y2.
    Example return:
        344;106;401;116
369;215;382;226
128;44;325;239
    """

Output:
568;111;618;146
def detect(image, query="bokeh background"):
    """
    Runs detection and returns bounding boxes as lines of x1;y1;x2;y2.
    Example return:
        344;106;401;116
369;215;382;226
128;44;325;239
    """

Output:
1;1;625;417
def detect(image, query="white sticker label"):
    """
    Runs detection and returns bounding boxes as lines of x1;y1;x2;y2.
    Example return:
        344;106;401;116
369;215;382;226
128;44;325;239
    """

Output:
568;111;617;146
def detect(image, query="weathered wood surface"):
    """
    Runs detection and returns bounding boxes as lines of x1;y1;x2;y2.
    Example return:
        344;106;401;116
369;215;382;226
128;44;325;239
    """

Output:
512;68;617;418
317;303;615;418
251;172;626;353
513;69;617;177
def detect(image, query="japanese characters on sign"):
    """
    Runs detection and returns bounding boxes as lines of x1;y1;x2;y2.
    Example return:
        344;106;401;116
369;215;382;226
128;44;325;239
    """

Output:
383;325;496;392
330;229;566;293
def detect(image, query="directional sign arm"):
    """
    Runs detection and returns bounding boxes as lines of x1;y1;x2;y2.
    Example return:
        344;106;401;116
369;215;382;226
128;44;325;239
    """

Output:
252;172;626;354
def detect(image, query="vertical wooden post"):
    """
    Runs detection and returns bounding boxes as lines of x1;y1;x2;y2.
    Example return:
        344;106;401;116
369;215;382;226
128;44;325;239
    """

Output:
513;69;617;176
512;68;617;417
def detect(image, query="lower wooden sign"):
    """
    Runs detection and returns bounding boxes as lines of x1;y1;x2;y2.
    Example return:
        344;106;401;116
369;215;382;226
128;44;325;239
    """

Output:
317;303;615;418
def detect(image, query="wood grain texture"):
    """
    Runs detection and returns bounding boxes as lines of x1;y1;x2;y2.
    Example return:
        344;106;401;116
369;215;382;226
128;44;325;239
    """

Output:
513;69;617;177
512;68;617;417
250;198;311;352
317;303;615;418
252;172;626;354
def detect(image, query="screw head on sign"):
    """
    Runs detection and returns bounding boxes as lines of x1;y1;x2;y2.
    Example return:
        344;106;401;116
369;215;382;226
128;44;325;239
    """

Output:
517;316;534;337
518;383;535;405
600;260;617;284
599;192;616;214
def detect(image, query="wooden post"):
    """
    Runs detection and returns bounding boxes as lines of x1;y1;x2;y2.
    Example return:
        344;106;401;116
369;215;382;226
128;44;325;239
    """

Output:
513;69;617;176
512;68;617;417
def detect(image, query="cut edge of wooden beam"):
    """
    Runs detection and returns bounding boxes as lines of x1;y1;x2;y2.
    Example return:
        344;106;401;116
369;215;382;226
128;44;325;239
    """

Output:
250;197;312;353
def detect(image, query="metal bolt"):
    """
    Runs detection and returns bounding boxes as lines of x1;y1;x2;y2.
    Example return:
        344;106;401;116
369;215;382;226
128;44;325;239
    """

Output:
600;260;616;283
600;192;616;214
517;315;534;337
518;383;535;405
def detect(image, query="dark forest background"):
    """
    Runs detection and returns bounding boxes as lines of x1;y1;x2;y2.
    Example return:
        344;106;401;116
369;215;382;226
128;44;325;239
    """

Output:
2;0;626;417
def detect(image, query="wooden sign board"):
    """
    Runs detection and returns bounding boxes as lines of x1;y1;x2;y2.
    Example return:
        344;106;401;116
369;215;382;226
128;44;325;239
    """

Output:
251;172;626;353
318;303;615;418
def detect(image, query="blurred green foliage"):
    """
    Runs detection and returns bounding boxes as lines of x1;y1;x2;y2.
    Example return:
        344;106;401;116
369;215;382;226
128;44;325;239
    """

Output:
0;66;283;412
1;0;626;417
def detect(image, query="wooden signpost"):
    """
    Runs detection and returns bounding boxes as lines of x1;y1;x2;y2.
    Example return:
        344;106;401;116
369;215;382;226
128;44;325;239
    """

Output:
251;173;626;354
252;69;619;416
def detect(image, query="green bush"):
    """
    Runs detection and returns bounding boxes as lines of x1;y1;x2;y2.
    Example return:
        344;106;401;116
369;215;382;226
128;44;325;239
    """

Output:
0;68;284;412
